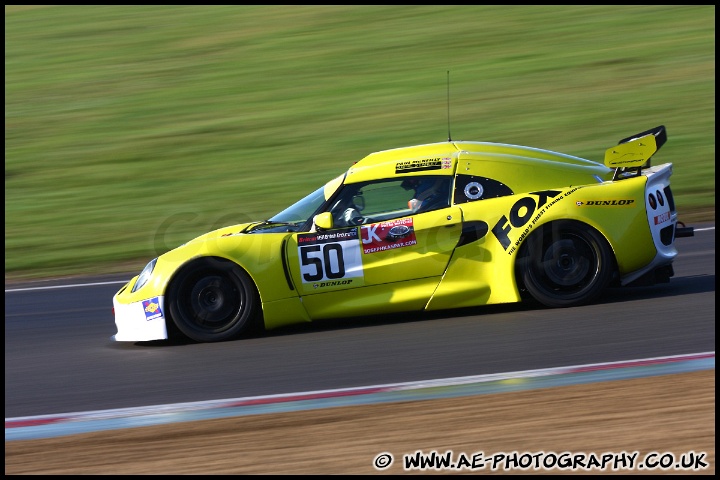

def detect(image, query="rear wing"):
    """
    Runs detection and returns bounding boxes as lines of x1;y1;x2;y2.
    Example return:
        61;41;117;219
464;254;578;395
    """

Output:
604;125;667;181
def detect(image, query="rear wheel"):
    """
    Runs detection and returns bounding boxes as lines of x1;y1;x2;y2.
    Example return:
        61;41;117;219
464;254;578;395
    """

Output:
517;221;615;308
166;258;261;342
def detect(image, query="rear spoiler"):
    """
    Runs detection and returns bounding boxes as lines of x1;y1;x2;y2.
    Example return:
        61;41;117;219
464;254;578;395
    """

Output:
605;126;694;238
605;125;667;181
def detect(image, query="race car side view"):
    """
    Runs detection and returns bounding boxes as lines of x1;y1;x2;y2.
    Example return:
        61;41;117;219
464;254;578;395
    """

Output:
113;125;694;342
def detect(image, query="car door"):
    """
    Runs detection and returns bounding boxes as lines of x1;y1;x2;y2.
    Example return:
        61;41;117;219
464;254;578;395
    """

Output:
284;177;462;319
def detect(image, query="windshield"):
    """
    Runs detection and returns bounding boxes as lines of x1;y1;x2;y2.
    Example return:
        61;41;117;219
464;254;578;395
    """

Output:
268;185;327;224
247;173;345;233
268;173;345;224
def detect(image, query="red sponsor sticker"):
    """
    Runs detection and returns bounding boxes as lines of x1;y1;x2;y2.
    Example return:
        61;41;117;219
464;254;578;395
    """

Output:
654;212;671;225
361;218;417;254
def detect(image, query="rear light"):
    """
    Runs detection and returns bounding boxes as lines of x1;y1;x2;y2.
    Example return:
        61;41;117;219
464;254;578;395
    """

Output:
656;189;665;206
648;193;657;209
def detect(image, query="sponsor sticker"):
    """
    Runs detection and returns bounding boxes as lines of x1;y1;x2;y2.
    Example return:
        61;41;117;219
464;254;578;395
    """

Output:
361;217;417;254
142;297;163;321
297;229;359;244
575;199;635;207
395;158;445;173
654;212;671;225
493;188;582;254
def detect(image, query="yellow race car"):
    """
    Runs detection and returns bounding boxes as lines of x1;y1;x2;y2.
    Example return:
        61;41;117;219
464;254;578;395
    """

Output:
113;125;694;342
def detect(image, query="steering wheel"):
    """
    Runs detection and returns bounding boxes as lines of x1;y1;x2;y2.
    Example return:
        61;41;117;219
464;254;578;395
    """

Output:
342;208;365;226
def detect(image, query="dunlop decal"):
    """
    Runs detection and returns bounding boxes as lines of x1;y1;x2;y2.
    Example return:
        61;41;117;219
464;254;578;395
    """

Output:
575;199;635;207
313;279;355;289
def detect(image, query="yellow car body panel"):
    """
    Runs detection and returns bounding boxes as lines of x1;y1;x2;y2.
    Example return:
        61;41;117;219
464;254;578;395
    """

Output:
345;143;459;184
113;125;691;343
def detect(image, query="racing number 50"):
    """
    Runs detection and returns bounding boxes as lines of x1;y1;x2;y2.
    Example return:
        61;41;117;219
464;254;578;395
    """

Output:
300;244;346;281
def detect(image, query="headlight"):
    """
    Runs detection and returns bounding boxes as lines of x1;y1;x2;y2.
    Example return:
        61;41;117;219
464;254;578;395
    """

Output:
131;258;157;293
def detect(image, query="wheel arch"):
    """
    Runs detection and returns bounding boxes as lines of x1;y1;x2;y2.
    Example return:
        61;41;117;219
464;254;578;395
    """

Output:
513;218;620;299
163;255;264;341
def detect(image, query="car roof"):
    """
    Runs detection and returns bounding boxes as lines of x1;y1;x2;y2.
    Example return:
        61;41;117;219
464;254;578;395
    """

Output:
345;140;607;184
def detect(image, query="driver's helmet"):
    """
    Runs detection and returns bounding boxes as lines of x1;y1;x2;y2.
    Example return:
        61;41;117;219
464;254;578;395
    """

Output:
401;177;421;191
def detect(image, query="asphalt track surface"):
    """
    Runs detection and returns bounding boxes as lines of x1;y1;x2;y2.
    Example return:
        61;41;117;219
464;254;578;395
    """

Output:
4;224;715;420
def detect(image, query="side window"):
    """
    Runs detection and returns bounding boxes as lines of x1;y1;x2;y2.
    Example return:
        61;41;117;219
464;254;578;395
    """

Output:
328;177;453;227
361;180;412;216
400;176;453;214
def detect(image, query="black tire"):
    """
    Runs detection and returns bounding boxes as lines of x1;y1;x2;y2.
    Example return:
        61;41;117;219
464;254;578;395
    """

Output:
166;257;261;342
517;221;615;308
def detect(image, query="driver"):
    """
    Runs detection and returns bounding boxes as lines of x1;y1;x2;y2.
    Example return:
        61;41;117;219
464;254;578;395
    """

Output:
402;177;448;213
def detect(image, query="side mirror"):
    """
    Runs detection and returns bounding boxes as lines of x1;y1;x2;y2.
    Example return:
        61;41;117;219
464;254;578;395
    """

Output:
313;212;334;231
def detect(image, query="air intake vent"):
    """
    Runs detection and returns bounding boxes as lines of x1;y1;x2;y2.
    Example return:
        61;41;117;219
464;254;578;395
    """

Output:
660;224;674;246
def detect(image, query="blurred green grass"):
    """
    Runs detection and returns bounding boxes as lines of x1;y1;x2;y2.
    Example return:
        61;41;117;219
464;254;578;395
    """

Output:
5;5;715;280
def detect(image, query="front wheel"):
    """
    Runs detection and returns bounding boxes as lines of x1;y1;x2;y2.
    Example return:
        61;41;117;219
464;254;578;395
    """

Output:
517;221;615;308
166;258;261;342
